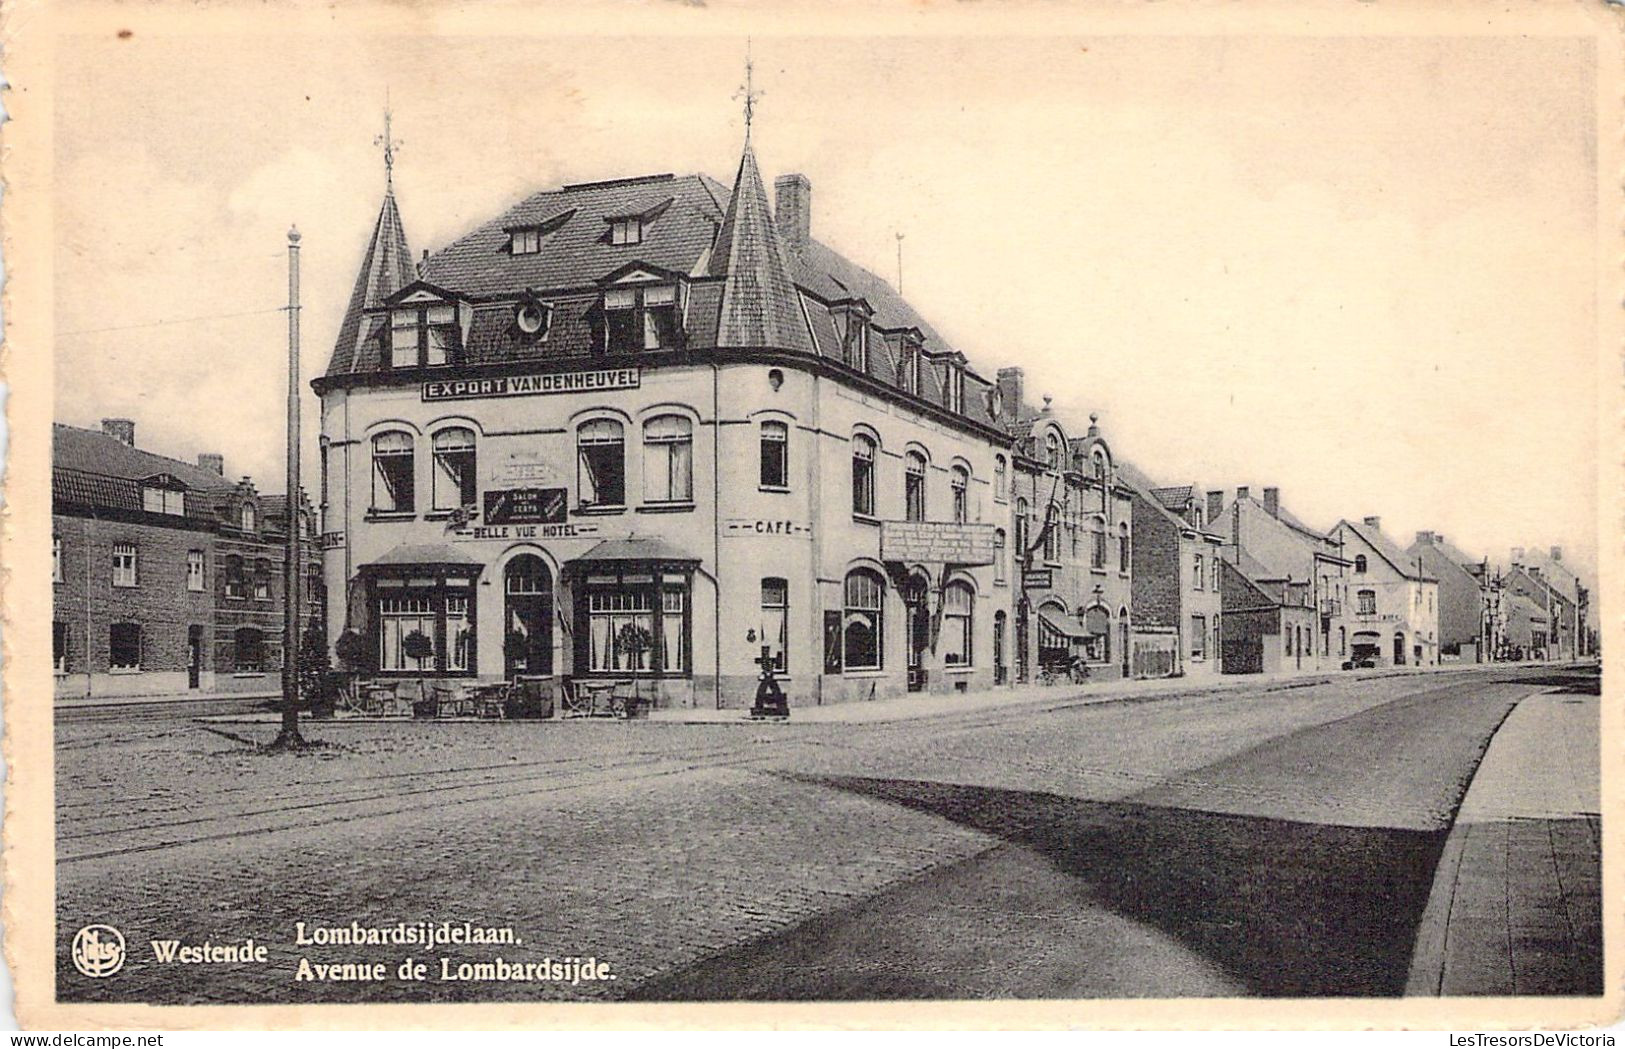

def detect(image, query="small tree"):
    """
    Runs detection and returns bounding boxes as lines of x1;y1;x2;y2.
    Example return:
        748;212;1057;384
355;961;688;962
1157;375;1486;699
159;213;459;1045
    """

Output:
402;629;434;668
332;627;372;709
616;622;654;716
298;620;334;718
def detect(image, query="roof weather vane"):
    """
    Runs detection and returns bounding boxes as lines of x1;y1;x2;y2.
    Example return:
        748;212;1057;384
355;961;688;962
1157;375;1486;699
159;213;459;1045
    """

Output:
734;41;764;139
374;94;403;190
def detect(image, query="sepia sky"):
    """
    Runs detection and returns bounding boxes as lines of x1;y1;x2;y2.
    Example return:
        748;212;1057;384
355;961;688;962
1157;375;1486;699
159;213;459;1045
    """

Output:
51;26;1600;583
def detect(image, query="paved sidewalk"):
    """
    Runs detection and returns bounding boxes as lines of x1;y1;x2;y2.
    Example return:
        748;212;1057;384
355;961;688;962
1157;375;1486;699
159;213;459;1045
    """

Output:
651;664;1473;726
1407;687;1602;995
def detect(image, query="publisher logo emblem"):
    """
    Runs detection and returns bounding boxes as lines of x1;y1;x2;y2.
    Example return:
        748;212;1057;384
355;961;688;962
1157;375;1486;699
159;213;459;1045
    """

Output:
71;924;125;978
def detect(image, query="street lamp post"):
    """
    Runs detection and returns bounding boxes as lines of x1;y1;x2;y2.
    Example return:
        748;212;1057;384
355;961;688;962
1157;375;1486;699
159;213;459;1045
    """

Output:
276;225;305;747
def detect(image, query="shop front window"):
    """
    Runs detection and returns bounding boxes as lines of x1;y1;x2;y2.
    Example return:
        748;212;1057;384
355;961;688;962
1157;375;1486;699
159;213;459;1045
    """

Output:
577;570;690;677
843;569;884;671
373;571;479;676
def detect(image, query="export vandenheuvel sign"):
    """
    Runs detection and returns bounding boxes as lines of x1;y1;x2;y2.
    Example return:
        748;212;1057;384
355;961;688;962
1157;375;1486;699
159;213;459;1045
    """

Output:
423;368;640;402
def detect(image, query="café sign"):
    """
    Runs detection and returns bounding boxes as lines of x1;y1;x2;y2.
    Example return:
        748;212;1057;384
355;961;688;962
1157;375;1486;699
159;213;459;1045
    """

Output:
423;368;640;402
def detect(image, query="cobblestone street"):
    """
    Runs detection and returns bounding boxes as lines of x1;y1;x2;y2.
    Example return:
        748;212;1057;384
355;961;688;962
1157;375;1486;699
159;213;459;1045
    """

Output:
55;665;1599;1002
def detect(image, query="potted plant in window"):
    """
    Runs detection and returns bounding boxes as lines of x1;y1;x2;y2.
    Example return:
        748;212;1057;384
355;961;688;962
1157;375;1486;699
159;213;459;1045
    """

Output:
402;630;437;717
615;622;654;719
333;627;373;712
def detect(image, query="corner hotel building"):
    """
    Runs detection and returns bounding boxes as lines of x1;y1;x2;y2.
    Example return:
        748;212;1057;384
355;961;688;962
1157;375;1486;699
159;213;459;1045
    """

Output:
314;133;1134;708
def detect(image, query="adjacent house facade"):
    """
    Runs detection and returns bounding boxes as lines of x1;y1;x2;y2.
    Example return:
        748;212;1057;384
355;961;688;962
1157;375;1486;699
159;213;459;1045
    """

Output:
1209;486;1352;673
1329;517;1439;668
1407;530;1492;663
52;420;321;700
1121;467;1224;678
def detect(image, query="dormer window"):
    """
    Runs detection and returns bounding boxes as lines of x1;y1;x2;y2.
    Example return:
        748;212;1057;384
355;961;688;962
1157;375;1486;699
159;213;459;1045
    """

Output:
610;219;643;246
944;363;965;413
602;284;682;352
141;480;185;516
510;228;544;255
389;303;459;368
241;503;257;532
898;340;921;395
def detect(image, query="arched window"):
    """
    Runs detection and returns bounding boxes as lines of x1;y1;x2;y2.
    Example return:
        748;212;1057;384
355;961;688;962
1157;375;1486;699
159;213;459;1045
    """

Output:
942;581;974;667
234;627;265;672
1084;606;1111;662
1042;432;1060;471
994;455;1008;502
1043;503;1060;562
253;558;273;601
851;434;876;517
240;502;257;532
431;427;477;511
1090;516;1108;569
371;431;415;513
759;420;788;489
1118;523;1130;572
1357;589;1377;615
1093;449;1107;484
904;451;928;522
950;465;969;524
642;414;694;503
843;569;885;671
1015;497;1029;555
1354;554;1368;574
577;419;626;508
993;528;1007;585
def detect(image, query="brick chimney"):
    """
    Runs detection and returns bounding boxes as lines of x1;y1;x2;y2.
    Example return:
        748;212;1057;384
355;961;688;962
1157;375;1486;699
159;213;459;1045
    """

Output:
996;367;1024;425
1415;530;1436;546
1263;487;1280;518
1511;546;1525;564
1363;515;1382;531
1236;486;1250;503
198;453;224;476
101;418;135;447
774;173;811;255
1206;490;1224;524
1550;545;1563;562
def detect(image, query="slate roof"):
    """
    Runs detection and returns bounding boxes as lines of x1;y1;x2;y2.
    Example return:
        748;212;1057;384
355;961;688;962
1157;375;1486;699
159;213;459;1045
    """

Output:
1150;485;1195;511
324;150;1002;429
53;424;236;493
1337;519;1436;582
1519;549;1581;605
708;144;813;353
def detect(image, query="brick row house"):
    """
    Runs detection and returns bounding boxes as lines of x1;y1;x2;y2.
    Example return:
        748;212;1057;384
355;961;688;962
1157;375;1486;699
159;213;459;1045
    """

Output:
1119;464;1225;679
312;130;1144;710
52;420;321;700
1207;486;1355;674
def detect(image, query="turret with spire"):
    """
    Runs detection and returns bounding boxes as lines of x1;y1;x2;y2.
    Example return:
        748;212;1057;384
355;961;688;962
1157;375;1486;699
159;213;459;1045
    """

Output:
324;103;415;375
708;50;812;353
